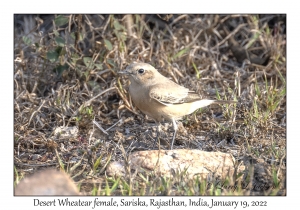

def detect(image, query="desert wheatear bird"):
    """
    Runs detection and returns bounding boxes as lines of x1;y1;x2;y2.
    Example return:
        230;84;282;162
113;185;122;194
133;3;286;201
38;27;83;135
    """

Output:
119;63;236;150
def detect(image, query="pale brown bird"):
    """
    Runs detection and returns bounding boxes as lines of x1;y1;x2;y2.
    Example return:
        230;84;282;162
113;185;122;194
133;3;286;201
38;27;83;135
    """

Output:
120;63;236;150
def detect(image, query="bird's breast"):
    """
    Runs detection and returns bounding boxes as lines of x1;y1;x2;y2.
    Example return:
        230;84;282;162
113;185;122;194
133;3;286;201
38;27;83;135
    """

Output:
129;84;163;121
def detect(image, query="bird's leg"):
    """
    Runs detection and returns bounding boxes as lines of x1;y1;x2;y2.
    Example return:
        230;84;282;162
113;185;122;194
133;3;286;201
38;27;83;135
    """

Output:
152;123;161;149
170;119;178;150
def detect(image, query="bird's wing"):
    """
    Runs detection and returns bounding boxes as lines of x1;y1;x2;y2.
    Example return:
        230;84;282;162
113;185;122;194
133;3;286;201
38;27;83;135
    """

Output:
149;82;201;106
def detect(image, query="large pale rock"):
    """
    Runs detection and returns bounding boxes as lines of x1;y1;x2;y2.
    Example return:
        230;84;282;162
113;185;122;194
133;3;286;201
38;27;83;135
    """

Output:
15;169;79;195
107;149;235;180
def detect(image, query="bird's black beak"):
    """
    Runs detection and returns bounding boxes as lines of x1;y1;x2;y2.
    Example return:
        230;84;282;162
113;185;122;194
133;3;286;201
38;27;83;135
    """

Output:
118;69;131;75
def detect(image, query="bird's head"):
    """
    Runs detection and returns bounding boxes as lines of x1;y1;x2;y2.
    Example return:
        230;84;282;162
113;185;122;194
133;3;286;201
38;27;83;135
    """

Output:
119;63;158;86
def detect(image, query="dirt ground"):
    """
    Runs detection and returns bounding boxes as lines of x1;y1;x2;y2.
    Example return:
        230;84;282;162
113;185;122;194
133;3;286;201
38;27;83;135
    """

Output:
14;14;286;195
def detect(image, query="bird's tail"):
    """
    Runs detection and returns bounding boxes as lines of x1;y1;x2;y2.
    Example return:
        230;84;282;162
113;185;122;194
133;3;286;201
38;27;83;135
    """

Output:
189;99;237;114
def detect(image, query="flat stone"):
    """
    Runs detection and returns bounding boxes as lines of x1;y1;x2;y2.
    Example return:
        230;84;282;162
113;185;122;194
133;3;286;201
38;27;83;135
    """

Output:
15;169;79;195
107;149;236;180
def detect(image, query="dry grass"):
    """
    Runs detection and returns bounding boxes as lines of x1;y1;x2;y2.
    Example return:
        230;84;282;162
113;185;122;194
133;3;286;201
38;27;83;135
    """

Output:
14;14;286;195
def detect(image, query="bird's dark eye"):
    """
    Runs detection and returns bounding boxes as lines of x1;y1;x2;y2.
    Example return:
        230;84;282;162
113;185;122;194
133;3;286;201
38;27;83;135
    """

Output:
138;68;145;74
